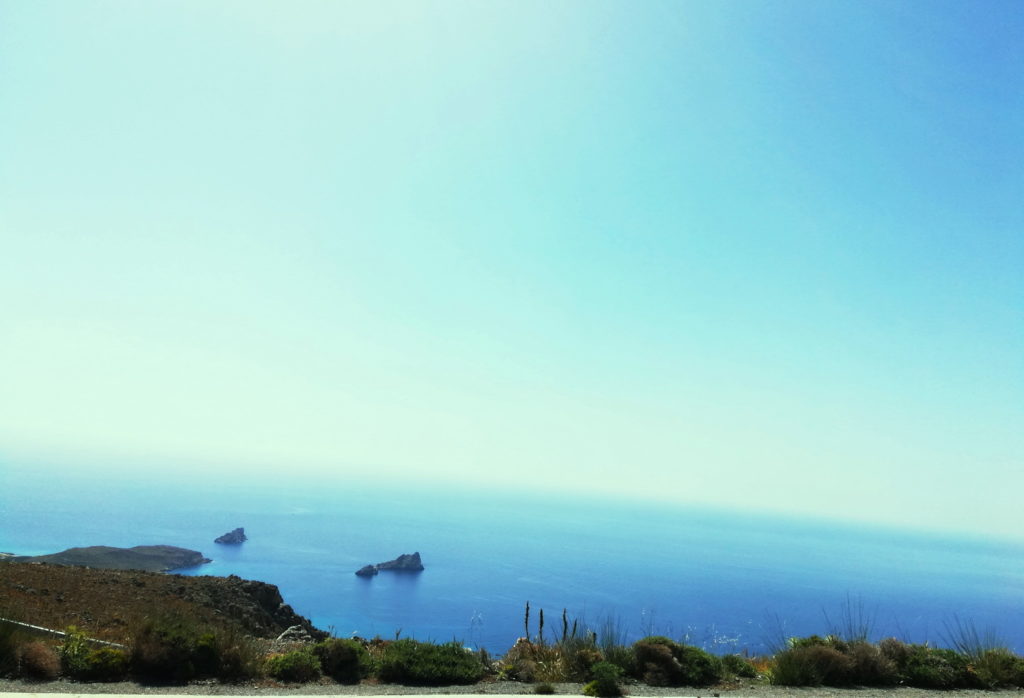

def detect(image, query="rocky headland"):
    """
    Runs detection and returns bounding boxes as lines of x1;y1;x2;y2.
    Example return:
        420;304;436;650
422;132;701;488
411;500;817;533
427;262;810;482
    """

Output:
355;552;424;577
0;560;325;641
9;545;211;572
215;527;247;544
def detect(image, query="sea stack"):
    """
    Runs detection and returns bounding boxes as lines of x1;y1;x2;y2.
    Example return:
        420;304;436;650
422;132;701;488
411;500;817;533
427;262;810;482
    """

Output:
215;527;247;544
355;564;379;577
355;552;424;577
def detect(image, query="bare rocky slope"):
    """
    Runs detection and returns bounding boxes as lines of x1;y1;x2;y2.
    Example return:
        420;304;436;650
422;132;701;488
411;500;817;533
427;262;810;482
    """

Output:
0;561;324;642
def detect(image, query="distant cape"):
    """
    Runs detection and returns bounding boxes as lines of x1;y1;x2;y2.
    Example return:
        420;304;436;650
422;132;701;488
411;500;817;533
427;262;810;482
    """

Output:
9;545;211;573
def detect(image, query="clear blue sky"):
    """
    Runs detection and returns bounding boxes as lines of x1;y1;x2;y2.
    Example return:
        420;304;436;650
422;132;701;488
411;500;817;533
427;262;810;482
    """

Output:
1;1;1021;538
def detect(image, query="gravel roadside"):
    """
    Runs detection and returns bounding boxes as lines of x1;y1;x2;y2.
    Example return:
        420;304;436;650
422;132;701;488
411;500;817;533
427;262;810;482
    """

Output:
1;679;1020;697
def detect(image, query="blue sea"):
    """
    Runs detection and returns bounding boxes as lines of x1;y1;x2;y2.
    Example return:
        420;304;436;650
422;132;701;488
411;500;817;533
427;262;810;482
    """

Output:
2;461;1022;655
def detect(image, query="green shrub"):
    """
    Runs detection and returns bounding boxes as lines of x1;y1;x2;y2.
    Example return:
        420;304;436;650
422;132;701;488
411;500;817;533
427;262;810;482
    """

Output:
501;636;603;683
59;625;91;678
600;645;635;677
80;648;130;682
582;661;623;697
498;639;559;682
844;640;897;685
265;649;322;683
877;642;979;689
632;639;676;686
722;653;757;678
878;637;910;667
678;645;723;686
17;641;60;680
0;623;25;677
787;634;827;649
558;637;603;682
632;636;722;687
128;615;221;683
314;638;371;683
770;645;852;686
377;639;485;685
210;630;262;683
972;648;1024;689
534;682;556;694
770;636;899;687
899;645;974;689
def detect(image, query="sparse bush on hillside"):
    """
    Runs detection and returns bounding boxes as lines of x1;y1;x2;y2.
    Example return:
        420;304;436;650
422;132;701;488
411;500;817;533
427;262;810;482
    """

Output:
594;617;634;677
722;653;757;678
582;661;623;697
0;623;27;678
973;648;1024;689
265;648;322;683
600;644;635;676
499;639;564;683
770;644;852;686
59;625;91;678
632;638;675;686
17;641;60;680
501;607;605;683
57;625;132;682
376;639;485;685
877;638;973;689
500;634;603;684
80;648;130;682
210;628;262;683
129;614;222;683
557;635;603;682
632;636;722;687
902;646;974;689
844;640;897;685
314;637;371;683
941;618;1024;689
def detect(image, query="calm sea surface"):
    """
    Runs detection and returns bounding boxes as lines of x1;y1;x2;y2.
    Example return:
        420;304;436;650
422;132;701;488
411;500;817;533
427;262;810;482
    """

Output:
2;462;1022;654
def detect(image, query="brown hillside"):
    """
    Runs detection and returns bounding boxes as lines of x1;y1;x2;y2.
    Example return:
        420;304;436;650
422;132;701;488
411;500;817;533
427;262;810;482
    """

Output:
0;561;325;642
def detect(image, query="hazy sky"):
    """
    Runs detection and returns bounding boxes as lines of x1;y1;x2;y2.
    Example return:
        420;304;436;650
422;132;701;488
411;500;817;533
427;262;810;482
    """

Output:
2;1;1021;538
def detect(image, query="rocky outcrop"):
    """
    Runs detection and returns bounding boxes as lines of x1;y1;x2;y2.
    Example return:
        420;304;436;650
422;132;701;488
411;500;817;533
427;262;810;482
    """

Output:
11;545;211;572
355;552;424;577
275;625;315;644
215;527;247;544
190;574;326;640
355;564;379;577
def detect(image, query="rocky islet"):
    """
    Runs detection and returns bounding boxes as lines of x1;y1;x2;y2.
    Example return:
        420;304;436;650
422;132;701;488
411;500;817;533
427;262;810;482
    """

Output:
355;552;424;577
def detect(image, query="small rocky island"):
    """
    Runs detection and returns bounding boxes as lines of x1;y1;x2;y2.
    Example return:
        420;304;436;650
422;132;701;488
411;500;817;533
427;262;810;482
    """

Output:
215;527;247;544
355;552;424;577
9;545;211;572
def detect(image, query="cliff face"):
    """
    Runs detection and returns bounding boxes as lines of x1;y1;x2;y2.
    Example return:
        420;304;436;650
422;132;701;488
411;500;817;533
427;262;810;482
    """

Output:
182;574;326;640
11;545;211;572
